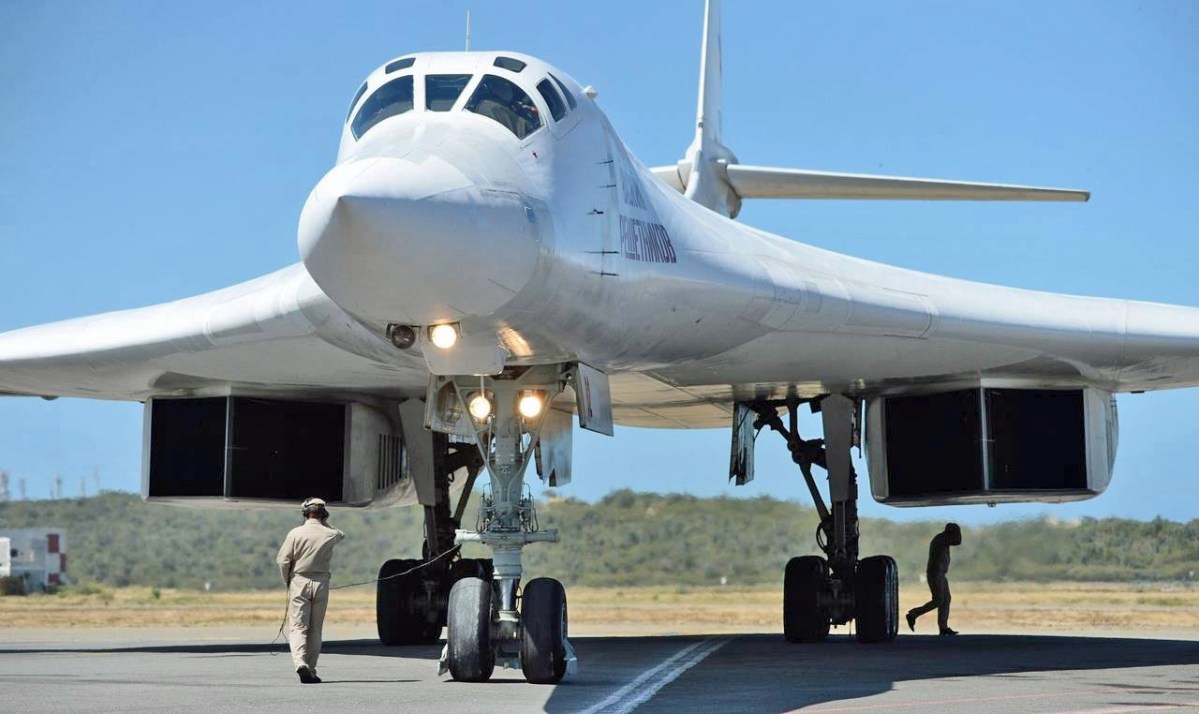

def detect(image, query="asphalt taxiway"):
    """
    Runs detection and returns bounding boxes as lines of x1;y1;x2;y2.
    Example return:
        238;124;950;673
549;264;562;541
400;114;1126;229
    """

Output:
1;629;1197;713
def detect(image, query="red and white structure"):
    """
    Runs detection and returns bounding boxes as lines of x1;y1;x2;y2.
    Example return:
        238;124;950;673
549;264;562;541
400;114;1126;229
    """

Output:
0;528;67;591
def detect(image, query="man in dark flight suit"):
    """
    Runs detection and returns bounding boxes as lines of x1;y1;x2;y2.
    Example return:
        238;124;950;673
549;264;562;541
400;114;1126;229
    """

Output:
906;522;962;635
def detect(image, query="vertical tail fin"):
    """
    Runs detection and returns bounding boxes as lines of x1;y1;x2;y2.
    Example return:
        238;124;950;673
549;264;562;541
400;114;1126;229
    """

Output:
650;2;1088;213
680;0;741;217
694;0;723;153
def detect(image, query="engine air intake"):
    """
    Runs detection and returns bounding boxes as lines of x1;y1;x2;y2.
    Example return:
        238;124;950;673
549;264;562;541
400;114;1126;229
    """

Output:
866;386;1117;506
143;396;407;508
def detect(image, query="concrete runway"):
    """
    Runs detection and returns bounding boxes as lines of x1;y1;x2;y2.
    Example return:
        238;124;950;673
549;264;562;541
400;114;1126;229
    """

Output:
2;629;1197;713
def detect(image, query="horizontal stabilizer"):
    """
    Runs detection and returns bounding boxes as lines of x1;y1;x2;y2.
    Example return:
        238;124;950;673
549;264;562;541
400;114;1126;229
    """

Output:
722;165;1090;202
660;1;1089;213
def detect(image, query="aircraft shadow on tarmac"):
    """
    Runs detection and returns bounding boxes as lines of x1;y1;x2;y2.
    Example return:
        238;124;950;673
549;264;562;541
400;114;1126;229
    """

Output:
3;633;1196;711
538;633;1199;713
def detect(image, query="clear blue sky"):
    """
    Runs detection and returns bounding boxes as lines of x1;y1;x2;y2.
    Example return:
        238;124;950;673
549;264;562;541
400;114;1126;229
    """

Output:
1;2;1196;524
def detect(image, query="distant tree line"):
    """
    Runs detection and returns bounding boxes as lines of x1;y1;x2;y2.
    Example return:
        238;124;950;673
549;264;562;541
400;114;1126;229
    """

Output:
0;491;1195;591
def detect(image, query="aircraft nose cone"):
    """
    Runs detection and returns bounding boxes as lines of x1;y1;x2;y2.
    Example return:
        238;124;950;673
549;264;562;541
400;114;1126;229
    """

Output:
298;156;541;325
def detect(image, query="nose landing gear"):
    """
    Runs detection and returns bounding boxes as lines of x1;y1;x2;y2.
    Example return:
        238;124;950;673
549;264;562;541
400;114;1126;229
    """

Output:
376;431;488;647
432;365;578;683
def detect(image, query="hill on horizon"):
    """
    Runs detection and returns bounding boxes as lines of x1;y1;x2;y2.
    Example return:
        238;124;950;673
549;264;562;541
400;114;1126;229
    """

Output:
1;491;1196;591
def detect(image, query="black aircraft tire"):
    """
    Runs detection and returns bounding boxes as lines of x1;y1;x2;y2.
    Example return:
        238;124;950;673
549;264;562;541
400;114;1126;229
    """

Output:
783;555;830;643
521;578;569;684
855;555;899;643
450;558;494;583
377;558;436;646
447;577;495;682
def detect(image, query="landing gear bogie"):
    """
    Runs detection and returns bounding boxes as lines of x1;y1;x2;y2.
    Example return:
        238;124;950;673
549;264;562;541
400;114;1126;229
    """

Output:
376;558;441;645
751;395;900;645
375;557;495;648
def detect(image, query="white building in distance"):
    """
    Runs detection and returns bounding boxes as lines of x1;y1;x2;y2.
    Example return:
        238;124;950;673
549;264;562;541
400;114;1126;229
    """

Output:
0;528;67;592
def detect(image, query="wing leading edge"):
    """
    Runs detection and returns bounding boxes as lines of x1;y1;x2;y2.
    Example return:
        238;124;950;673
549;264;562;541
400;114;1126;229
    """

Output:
0;265;429;401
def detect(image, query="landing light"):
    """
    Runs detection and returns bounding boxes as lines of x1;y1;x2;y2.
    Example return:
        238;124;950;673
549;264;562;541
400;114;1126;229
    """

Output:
468;392;493;421
429;323;459;350
518;391;545;419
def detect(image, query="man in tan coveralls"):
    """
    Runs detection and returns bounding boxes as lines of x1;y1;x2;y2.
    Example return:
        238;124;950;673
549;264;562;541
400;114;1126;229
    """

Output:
277;497;346;684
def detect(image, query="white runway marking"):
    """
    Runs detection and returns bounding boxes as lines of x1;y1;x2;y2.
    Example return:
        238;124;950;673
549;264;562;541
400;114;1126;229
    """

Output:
581;637;728;714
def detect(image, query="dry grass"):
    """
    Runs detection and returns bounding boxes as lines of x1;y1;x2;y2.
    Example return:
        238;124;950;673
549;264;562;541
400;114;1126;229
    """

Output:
1;582;1197;635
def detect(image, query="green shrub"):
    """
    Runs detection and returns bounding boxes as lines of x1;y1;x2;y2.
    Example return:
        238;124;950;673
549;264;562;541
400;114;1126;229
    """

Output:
0;575;27;596
64;581;105;596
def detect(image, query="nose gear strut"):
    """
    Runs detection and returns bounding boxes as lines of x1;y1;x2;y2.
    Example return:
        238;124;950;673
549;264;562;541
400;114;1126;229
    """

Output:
431;364;578;683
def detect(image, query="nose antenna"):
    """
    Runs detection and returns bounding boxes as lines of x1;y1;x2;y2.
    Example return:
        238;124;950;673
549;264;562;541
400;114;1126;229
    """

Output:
465;10;472;51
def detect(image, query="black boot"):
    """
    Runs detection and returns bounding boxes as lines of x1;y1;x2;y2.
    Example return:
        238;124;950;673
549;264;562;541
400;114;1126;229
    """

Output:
297;665;317;684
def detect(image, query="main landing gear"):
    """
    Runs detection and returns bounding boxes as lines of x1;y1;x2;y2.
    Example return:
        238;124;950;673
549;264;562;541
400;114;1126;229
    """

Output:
433;365;577;683
376;433;489;646
747;394;899;644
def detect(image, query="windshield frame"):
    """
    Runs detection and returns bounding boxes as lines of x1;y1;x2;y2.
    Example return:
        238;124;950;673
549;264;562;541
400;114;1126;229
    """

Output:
350;74;416;140
463;73;544;141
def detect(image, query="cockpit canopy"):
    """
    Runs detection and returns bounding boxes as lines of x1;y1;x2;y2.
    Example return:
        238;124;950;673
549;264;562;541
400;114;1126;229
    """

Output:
463;75;541;139
346;54;577;142
351;76;413;139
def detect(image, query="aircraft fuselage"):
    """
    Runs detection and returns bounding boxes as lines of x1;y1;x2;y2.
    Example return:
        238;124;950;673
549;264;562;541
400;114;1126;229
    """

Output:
297;51;1199;409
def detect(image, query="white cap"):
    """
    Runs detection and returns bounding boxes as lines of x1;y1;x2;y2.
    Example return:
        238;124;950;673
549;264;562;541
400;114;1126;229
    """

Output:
302;497;327;509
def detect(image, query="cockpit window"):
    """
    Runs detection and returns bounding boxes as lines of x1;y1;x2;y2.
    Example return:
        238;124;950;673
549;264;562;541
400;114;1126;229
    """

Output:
464;74;542;140
493;56;526;73
351;75;414;140
386;57;415;73
549;73;577;110
536;79;567;122
346;81;368;122
426;74;472;111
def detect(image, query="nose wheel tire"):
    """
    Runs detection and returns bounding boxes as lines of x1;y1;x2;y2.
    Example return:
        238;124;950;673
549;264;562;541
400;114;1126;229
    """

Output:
784;555;830;642
855;555;899;643
447;577;495;682
377;558;440;645
520;577;568;684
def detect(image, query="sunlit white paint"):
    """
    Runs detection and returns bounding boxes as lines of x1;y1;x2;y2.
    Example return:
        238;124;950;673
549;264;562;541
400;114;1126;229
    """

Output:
0;15;1197;431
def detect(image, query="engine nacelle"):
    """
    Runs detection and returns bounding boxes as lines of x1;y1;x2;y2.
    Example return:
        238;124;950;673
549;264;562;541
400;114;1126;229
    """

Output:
141;396;416;509
866;386;1118;506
